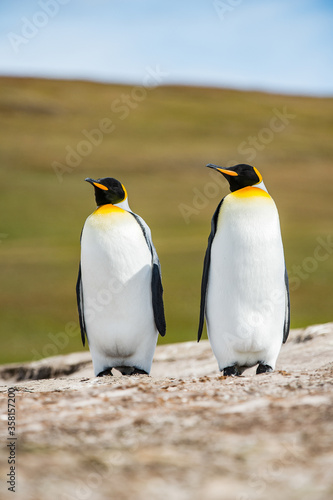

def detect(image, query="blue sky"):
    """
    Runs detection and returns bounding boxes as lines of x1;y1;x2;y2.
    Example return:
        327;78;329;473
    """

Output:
0;0;332;95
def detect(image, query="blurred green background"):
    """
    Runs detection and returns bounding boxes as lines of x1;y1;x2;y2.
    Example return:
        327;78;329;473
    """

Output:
0;76;332;364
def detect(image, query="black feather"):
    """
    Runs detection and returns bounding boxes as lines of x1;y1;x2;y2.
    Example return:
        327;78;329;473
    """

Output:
152;263;166;336
76;262;87;347
197;198;224;342
283;266;290;343
129;212;166;337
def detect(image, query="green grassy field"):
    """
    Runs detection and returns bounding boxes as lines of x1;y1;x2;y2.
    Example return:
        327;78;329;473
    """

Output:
0;76;332;364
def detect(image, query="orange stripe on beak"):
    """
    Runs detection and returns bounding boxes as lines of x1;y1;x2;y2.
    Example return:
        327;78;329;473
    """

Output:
216;168;238;177
92;182;108;191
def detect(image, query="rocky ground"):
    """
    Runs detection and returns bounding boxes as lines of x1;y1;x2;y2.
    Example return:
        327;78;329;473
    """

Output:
0;323;333;500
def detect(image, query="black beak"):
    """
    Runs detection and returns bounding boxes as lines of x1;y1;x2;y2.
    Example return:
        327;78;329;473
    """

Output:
85;178;96;185
206;164;238;177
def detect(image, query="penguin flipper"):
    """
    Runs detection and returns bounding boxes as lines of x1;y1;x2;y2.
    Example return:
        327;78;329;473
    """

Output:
152;261;166;337
283;266;290;343
198;198;224;342
76;262;87;346
130;213;166;337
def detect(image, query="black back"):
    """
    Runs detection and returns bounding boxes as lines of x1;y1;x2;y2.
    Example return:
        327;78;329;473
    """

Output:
76;262;87;346
283;267;290;343
197;198;224;342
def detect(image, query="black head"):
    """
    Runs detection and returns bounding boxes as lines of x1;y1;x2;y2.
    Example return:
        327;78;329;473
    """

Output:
85;177;127;206
207;163;263;192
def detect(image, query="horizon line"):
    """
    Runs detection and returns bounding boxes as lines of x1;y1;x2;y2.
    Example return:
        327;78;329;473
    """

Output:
0;72;333;99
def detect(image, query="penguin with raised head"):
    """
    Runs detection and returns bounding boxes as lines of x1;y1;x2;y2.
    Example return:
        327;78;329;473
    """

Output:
198;164;290;376
76;177;166;376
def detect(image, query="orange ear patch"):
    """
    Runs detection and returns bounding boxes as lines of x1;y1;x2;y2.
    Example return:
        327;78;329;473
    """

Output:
253;167;263;184
121;184;128;199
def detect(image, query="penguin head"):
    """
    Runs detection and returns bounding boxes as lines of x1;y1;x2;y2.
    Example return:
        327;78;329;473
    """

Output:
85;177;128;206
207;163;263;192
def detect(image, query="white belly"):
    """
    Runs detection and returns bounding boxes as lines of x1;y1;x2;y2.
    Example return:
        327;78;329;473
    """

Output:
206;189;286;370
80;207;157;375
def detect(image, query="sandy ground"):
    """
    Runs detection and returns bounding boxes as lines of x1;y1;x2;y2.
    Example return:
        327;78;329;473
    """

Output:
0;323;333;500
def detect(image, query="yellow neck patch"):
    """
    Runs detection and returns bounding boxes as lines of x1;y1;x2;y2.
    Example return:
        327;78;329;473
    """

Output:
231;186;271;199
92;204;126;216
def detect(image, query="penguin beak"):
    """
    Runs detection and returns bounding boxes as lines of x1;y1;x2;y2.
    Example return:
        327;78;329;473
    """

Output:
85;178;108;191
206;164;238;177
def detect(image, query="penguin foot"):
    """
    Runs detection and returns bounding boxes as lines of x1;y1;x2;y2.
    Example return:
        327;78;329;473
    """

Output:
115;366;148;376
132;368;149;375
223;365;240;377
256;363;273;374
97;368;113;377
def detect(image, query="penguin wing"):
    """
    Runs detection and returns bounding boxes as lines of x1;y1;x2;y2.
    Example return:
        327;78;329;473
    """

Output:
76;261;87;347
197;199;224;342
283;266;290;343
130;213;166;337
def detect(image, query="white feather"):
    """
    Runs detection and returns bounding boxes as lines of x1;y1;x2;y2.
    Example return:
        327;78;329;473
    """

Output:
206;188;286;371
80;207;157;375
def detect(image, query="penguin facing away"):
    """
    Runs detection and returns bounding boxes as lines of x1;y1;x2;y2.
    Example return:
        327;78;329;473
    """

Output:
198;164;290;376
76;177;166;376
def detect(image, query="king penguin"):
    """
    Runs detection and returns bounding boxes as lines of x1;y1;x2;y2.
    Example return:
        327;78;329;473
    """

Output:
76;177;166;377
197;164;290;376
